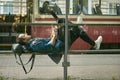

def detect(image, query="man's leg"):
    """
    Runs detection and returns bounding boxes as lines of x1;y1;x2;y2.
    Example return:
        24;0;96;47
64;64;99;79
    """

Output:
49;9;103;49
78;27;103;49
78;27;95;46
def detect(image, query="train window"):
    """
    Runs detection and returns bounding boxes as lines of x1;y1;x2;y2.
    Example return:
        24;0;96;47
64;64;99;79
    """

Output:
73;0;88;14
38;0;86;15
38;0;63;15
37;0;120;15
38;0;90;15
116;3;120;15
92;0;120;15
0;0;27;15
109;3;117;15
38;0;85;15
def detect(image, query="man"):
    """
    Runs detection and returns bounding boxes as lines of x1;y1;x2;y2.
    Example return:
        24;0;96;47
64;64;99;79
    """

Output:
16;23;102;54
39;1;51;14
14;22;102;73
16;1;103;53
39;1;62;15
13;1;103;73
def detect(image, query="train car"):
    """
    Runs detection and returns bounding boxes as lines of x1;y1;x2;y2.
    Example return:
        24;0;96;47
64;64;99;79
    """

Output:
0;0;27;50
30;0;120;50
0;0;120;51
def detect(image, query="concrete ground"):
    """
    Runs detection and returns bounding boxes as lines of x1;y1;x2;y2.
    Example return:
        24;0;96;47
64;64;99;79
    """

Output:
0;54;120;80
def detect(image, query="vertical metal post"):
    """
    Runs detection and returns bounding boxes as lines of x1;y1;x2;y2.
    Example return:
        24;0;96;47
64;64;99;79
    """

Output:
63;0;69;80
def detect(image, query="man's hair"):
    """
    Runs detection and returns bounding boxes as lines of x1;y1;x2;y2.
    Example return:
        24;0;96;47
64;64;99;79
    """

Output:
16;35;26;45
43;1;49;5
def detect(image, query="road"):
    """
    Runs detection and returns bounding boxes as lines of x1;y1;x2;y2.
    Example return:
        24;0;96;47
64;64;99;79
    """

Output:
0;54;120;80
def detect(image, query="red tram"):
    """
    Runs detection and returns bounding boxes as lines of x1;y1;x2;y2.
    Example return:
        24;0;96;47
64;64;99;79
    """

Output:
31;0;120;50
0;0;120;51
31;15;120;50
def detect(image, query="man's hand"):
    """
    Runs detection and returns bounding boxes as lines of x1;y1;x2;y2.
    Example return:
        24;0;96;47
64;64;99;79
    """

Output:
51;25;58;38
49;26;59;45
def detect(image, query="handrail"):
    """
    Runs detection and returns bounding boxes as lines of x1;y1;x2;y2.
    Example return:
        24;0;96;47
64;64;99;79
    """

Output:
0;49;120;54
69;49;120;54
0;50;13;54
0;44;12;46
0;22;120;26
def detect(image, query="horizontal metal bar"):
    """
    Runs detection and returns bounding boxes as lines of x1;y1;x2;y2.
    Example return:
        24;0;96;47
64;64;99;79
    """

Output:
0;44;12;46
0;23;120;26
0;1;26;3
0;49;120;54
0;50;13;54
69;49;120;54
0;33;20;36
0;23;57;26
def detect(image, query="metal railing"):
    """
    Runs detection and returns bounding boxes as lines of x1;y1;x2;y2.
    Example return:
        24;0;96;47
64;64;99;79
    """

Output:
0;19;120;80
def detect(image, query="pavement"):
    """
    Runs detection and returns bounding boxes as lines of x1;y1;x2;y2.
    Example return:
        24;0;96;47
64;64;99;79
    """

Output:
0;54;120;80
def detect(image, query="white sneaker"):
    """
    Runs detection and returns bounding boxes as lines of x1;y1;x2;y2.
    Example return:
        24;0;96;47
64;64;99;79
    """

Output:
94;36;103;50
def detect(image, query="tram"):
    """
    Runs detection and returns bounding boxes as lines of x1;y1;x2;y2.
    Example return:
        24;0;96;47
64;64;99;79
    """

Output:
0;0;120;51
31;0;120;50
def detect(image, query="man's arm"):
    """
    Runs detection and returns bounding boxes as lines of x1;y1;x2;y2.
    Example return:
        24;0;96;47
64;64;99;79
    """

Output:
48;35;56;45
48;26;58;45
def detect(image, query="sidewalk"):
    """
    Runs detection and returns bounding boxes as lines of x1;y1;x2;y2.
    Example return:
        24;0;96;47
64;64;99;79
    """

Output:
0;54;120;80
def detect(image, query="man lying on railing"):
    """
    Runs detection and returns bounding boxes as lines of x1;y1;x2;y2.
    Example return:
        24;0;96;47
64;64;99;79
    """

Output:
13;0;103;54
15;24;102;55
12;23;102;74
12;0;104;74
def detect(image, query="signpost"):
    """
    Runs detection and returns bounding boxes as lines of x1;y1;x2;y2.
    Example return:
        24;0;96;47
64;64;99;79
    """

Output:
63;0;69;80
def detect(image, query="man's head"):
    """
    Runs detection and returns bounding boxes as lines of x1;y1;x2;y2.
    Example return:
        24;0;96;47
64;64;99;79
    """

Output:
16;34;31;45
43;1;49;7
